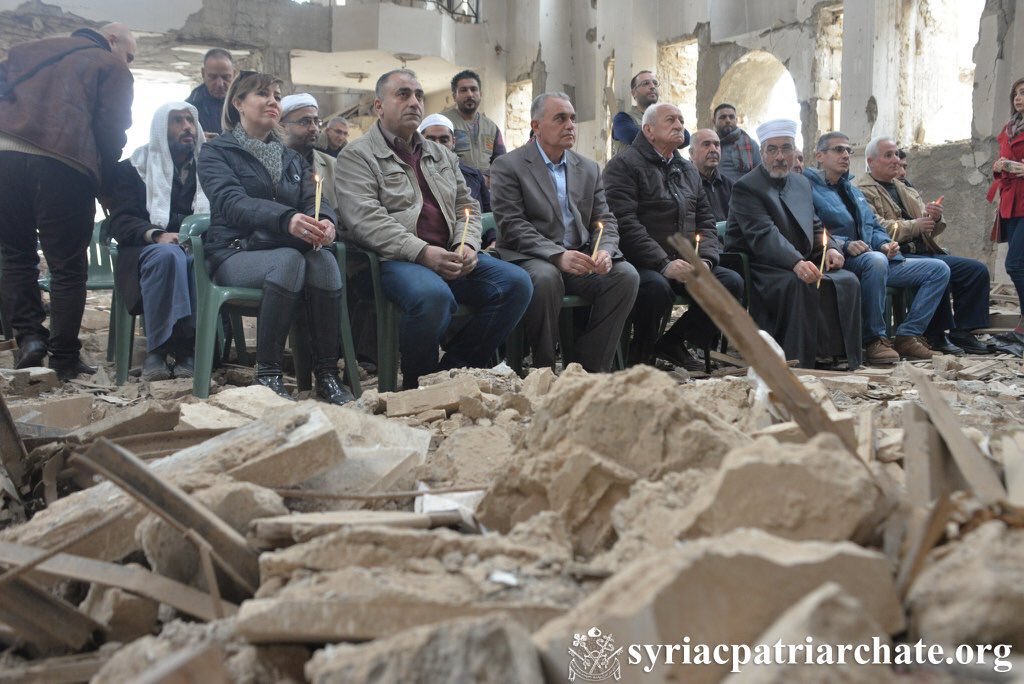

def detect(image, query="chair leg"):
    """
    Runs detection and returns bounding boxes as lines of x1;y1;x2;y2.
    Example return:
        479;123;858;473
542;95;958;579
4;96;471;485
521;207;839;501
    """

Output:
506;325;524;377
339;283;362;398
230;312;249;365
558;307;576;367
106;292;117;363
377;301;400;392
193;300;223;399
703;339;712;374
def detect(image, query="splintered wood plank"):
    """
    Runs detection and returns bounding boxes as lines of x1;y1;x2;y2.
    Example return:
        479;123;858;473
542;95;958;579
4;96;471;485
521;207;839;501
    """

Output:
666;234;858;453
906;366;1007;505
1001;433;1024;507
0;578;103;653
897;494;955;597
250;510;465;548
903;403;951;507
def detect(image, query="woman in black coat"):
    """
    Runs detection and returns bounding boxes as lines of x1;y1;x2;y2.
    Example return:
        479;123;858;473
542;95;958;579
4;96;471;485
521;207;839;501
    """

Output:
198;71;352;403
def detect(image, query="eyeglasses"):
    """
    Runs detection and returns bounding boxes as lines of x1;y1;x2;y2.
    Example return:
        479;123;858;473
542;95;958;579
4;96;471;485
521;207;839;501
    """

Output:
826;145;854;155
763;144;795;156
635;79;659;89
284;117;322;129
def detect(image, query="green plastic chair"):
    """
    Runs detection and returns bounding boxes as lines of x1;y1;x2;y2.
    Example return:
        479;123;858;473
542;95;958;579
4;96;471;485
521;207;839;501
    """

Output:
106;241;142;385
181;215;361;399
715;220;751;309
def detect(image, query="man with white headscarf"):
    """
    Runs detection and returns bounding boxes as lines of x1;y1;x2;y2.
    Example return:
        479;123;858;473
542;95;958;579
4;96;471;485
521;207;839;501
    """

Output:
723;118;862;369
108;102;209;381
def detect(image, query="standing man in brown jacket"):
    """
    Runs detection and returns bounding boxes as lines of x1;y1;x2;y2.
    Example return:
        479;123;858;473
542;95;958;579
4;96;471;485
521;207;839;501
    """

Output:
0;23;135;380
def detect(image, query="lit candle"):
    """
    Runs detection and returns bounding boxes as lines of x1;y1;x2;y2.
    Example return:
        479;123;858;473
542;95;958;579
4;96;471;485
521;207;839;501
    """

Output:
591;221;605;260
934;195;944;206
695;232;701;254
458;207;471;252
817;228;828;289
313;173;323;223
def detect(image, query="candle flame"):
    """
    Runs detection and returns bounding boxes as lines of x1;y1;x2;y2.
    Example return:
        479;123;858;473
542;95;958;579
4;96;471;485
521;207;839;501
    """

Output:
465;208;470;217
314;174;321;183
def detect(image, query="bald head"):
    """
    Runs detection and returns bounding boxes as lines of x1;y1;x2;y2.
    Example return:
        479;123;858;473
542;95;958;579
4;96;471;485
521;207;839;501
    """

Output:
99;22;136;65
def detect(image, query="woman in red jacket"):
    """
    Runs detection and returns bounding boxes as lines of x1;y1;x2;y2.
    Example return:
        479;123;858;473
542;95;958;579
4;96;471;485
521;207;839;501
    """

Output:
991;77;1024;343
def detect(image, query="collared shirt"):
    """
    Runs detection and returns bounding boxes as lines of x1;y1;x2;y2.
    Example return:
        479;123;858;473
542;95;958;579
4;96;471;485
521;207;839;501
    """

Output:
535;139;584;248
379;122;448;249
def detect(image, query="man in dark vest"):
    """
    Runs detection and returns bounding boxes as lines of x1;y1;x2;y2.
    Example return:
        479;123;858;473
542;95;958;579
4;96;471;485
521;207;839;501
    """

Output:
186;48;234;139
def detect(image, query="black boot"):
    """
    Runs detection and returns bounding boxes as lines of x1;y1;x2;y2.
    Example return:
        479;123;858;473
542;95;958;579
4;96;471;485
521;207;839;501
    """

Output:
306;286;354;405
251;283;301;401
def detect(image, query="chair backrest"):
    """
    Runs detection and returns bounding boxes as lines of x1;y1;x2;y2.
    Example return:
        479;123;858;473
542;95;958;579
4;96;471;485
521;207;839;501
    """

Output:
715;220;726;241
180;214;213;291
87;221;115;287
481;212;496;234
179;214;211;239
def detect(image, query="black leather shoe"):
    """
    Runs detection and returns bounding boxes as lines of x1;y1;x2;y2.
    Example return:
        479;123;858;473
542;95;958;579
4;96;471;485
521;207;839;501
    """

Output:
316;371;355;405
925;334;965;355
947;331;993;355
14;338;47;369
141;351;172;382
653;337;704;372
252;373;294;400
171;356;195;379
990;331;1024;356
51;358;96;383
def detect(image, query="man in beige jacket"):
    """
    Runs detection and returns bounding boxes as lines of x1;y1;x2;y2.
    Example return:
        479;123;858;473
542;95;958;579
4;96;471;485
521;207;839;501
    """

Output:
335;69;532;389
854;136;991;354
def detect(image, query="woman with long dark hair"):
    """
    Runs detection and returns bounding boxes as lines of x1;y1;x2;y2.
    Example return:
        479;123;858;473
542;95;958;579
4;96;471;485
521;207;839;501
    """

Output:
198;72;352;403
990;77;1024;346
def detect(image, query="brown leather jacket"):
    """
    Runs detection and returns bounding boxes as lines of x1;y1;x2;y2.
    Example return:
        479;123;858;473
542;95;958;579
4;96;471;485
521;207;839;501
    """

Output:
0;28;134;190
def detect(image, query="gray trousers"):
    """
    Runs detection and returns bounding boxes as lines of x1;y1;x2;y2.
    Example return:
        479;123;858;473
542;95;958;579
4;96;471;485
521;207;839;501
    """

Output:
515;257;639;372
213;248;342;291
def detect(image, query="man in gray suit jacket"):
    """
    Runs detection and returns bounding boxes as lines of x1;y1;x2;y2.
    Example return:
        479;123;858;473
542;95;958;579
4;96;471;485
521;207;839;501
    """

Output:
491;92;640;372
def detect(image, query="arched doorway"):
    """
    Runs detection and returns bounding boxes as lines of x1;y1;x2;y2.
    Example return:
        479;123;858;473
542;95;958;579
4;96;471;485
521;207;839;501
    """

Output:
711;51;801;147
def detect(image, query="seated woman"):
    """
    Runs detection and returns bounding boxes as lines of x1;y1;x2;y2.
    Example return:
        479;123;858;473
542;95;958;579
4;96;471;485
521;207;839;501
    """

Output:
198;71;352;404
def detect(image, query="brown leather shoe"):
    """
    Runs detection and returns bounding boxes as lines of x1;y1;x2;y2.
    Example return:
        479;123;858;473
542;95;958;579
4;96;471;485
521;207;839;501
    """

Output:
864;337;899;365
894;335;934;360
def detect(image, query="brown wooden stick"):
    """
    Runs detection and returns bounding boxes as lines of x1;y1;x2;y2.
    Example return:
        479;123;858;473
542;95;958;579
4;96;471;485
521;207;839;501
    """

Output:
185;529;225;621
666;233;859;453
273;485;488;501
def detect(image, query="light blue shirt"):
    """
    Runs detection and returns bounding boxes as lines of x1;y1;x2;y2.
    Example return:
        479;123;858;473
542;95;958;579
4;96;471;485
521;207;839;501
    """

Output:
535;140;584;248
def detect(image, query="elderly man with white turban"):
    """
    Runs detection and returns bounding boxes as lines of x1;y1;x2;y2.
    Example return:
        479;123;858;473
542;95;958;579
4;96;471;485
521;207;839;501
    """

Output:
108;102;210;380
419;112;492;241
723;118;862;369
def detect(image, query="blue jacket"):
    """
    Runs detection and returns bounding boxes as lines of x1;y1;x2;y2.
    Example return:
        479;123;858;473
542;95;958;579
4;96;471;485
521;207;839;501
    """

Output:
804;167;902;262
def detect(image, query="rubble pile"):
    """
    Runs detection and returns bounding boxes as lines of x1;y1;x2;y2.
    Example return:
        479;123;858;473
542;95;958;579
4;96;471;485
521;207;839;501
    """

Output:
1;301;1024;682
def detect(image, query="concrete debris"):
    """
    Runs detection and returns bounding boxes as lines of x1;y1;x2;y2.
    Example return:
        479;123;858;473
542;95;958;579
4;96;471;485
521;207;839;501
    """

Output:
208;385;297;420
907;520;1024;650
0;367;60;396
176;402;251;430
79;581;159;643
534;528;904;684
66;399;180;444
249;509;465;549
725;582;896;683
304;615;543;684
386;376;481;417
415;425;516;488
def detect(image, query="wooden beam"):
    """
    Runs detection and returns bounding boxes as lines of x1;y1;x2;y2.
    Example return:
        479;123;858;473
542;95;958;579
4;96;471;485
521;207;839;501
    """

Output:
107;428;232;460
0;392;27;496
0;578;103;653
666;233;858;453
0;541;237;621
906;365;1007;505
903;403;951;507
896;494;955;598
72;439;260;594
856;408;875;464
0;647;115;683
1000;433;1024;507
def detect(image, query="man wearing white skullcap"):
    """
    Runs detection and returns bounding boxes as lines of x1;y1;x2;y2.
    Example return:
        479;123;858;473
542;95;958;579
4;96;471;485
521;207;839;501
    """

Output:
419;113;492;238
723;118;863;369
280;93;338;213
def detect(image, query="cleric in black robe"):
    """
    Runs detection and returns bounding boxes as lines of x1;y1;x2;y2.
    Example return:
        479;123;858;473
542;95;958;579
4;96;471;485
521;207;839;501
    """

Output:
724;118;862;369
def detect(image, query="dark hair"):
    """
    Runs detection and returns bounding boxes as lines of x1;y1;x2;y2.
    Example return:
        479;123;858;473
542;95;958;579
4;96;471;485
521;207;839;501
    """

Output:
713;103;736;117
222;71;283;131
450;69;481;93
1011;77;1024;117
203;48;233;64
897;148;907;160
815;131;849;152
375;68;418;99
630;70;653;89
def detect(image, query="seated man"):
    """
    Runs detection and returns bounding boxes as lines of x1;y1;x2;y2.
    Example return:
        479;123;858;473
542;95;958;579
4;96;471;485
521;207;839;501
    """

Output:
604;103;743;369
335;69;533;390
491;91;640;372
854;137;991;354
805;132;948;362
280;93;337;212
689;128;732;223
108;102;209;380
725;119;862;369
418;113;491;238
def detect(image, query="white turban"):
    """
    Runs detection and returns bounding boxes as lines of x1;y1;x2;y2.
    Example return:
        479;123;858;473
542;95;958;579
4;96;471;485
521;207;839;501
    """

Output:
418;113;455;133
756;118;798;142
280;93;319;119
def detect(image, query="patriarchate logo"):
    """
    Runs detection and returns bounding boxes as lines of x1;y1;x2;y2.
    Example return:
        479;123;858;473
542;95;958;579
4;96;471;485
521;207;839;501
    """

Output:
568;627;622;681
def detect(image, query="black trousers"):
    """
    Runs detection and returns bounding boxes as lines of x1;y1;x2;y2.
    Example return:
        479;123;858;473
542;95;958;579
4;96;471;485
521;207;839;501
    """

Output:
0;152;95;362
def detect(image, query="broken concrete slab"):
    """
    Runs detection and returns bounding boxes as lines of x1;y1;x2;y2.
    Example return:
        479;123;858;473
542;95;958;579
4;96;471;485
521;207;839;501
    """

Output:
7;394;93;432
1;404;343;563
907;520;1024;650
304;615;543;684
236;566;564;643
520;367;556;405
176;403;251;431
386;376;481;418
534;528;904;684
146;378;201;401
416;425;516;488
674;434;883;544
79;581;159;643
207;385;296;420
724;582;896;683
0;367;59;396
66;400;180;444
248;510;464;549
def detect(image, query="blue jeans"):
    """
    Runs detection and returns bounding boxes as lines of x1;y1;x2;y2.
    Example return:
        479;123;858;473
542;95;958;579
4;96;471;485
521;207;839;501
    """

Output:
1005;217;1024;306
379;252;533;387
844;251;949;341
908;253;990;335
